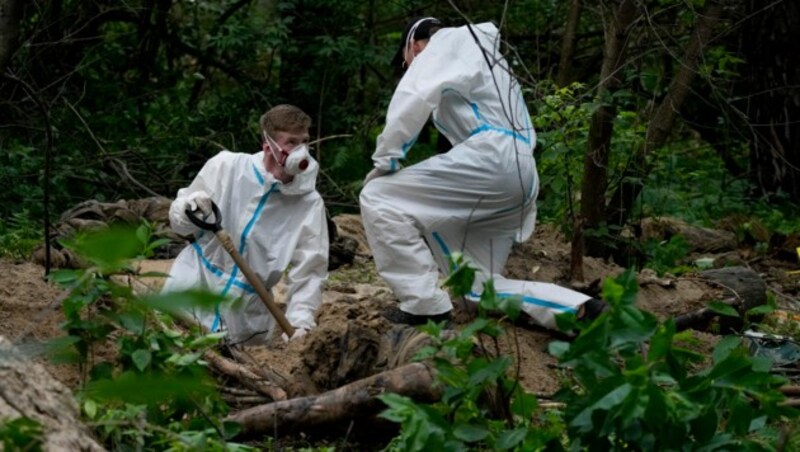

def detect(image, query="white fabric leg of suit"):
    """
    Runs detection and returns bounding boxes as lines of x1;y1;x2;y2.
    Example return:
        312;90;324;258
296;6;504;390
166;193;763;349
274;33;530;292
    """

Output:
361;133;590;330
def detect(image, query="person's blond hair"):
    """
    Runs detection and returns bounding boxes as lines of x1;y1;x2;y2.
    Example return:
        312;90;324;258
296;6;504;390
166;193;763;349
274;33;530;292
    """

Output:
260;104;311;136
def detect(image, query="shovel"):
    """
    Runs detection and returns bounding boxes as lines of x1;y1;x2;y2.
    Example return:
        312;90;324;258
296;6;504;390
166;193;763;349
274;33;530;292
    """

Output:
186;201;296;337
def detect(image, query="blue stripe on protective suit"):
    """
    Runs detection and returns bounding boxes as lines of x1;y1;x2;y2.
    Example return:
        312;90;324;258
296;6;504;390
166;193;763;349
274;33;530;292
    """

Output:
210;182;278;331
468;291;578;313
431;229;577;314
431;231;456;272
464;94;531;144
251;163;265;186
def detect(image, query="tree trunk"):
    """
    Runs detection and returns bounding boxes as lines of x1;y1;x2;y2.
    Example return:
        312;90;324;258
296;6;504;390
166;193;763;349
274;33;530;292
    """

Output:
575;0;638;263
0;336;105;450
605;2;723;232
556;0;582;87
0;0;22;74
226;362;439;438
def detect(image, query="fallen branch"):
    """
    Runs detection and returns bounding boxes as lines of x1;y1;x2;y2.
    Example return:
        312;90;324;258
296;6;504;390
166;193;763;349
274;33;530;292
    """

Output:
226;362;440;438
203;351;287;402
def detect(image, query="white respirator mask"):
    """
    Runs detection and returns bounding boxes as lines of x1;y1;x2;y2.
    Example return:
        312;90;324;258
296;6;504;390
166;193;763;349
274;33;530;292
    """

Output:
264;132;311;176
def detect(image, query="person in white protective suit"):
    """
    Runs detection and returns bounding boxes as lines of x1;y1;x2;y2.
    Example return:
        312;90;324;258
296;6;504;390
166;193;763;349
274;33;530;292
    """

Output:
360;18;606;329
162;104;328;345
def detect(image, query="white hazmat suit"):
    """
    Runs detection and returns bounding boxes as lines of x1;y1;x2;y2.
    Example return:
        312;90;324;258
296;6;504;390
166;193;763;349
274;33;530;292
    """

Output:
163;150;328;344
360;22;590;329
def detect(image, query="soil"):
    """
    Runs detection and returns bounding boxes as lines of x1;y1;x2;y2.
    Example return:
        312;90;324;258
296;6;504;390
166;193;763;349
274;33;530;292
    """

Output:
2;217;799;401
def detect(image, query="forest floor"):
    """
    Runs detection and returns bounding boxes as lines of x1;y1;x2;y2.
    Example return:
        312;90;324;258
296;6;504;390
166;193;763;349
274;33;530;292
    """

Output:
4;214;799;400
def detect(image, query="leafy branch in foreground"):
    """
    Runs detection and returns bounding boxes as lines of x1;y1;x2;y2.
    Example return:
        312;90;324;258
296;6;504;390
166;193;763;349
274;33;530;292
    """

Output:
380;254;799;451
379;252;564;451
44;224;251;450
551;269;798;450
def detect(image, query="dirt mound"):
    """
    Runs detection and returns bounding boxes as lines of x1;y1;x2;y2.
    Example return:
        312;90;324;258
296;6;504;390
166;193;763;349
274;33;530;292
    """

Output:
4;215;796;404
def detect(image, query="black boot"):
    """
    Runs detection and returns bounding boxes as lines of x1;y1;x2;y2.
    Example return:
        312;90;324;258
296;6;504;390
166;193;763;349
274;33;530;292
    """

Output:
382;307;452;326
580;298;609;321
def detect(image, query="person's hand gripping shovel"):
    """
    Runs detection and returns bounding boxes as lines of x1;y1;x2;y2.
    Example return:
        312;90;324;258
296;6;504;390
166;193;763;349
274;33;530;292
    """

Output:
185;200;296;338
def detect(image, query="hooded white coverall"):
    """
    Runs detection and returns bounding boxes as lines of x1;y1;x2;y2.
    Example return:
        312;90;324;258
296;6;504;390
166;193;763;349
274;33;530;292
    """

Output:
162;150;328;344
360;22;589;329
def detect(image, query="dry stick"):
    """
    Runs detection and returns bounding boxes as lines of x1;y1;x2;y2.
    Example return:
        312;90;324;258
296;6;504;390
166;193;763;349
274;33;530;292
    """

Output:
203;352;287;402
219;386;259;396
227;362;439;438
222;395;272;406
780;386;800;397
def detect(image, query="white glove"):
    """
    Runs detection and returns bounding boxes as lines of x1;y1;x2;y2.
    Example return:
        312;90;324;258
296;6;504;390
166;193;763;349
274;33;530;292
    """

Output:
186;190;213;217
281;327;308;344
364;168;389;186
169;190;214;236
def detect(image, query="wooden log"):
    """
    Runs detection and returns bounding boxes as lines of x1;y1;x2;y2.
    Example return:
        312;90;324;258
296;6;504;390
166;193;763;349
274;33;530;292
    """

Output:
0;336;105;450
641;217;737;253
226;362;439;438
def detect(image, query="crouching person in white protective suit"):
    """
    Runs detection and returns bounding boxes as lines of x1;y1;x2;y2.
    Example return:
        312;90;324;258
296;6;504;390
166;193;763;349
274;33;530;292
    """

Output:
162;104;328;345
359;18;606;330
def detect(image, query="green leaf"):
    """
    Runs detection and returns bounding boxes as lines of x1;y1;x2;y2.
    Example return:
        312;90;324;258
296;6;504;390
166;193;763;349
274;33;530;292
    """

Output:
167;351;203;367
85;371;214;404
751;356;772;373
647;321;675;362
548;340;570;359
222;421;242;440
708;301;740;318
443;252;476;297
571;383;633;430
138;289;228;315
712;335;741;364
745;304;775;316
495;427;527;450
511;388;538;418
468;357;511;386
131;349;152;371
47;269;82;285
497;294;522;321
188;332;228;348
61;225;143;270
136;224;148;245
83;399;98;419
453;423;489;442
0;417;44;451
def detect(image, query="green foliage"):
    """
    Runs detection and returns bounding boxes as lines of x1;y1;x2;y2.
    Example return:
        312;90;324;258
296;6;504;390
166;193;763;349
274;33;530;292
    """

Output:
550;270;797;450
642;234;690;276
532;81;592;222
381;260;798;450
379;252;563;451
45;223;248;450
0;417;44;451
0;210;41;260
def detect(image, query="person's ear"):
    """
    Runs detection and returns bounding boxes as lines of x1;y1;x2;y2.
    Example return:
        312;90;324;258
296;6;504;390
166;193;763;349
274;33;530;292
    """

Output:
262;141;270;152
412;39;426;56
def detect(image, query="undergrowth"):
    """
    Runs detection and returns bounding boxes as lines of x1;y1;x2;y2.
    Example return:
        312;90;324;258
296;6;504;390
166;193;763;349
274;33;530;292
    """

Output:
379;254;800;451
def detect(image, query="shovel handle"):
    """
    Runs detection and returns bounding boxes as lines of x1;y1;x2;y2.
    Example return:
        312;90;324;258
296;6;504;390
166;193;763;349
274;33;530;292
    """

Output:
214;230;296;337
185;200;296;337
